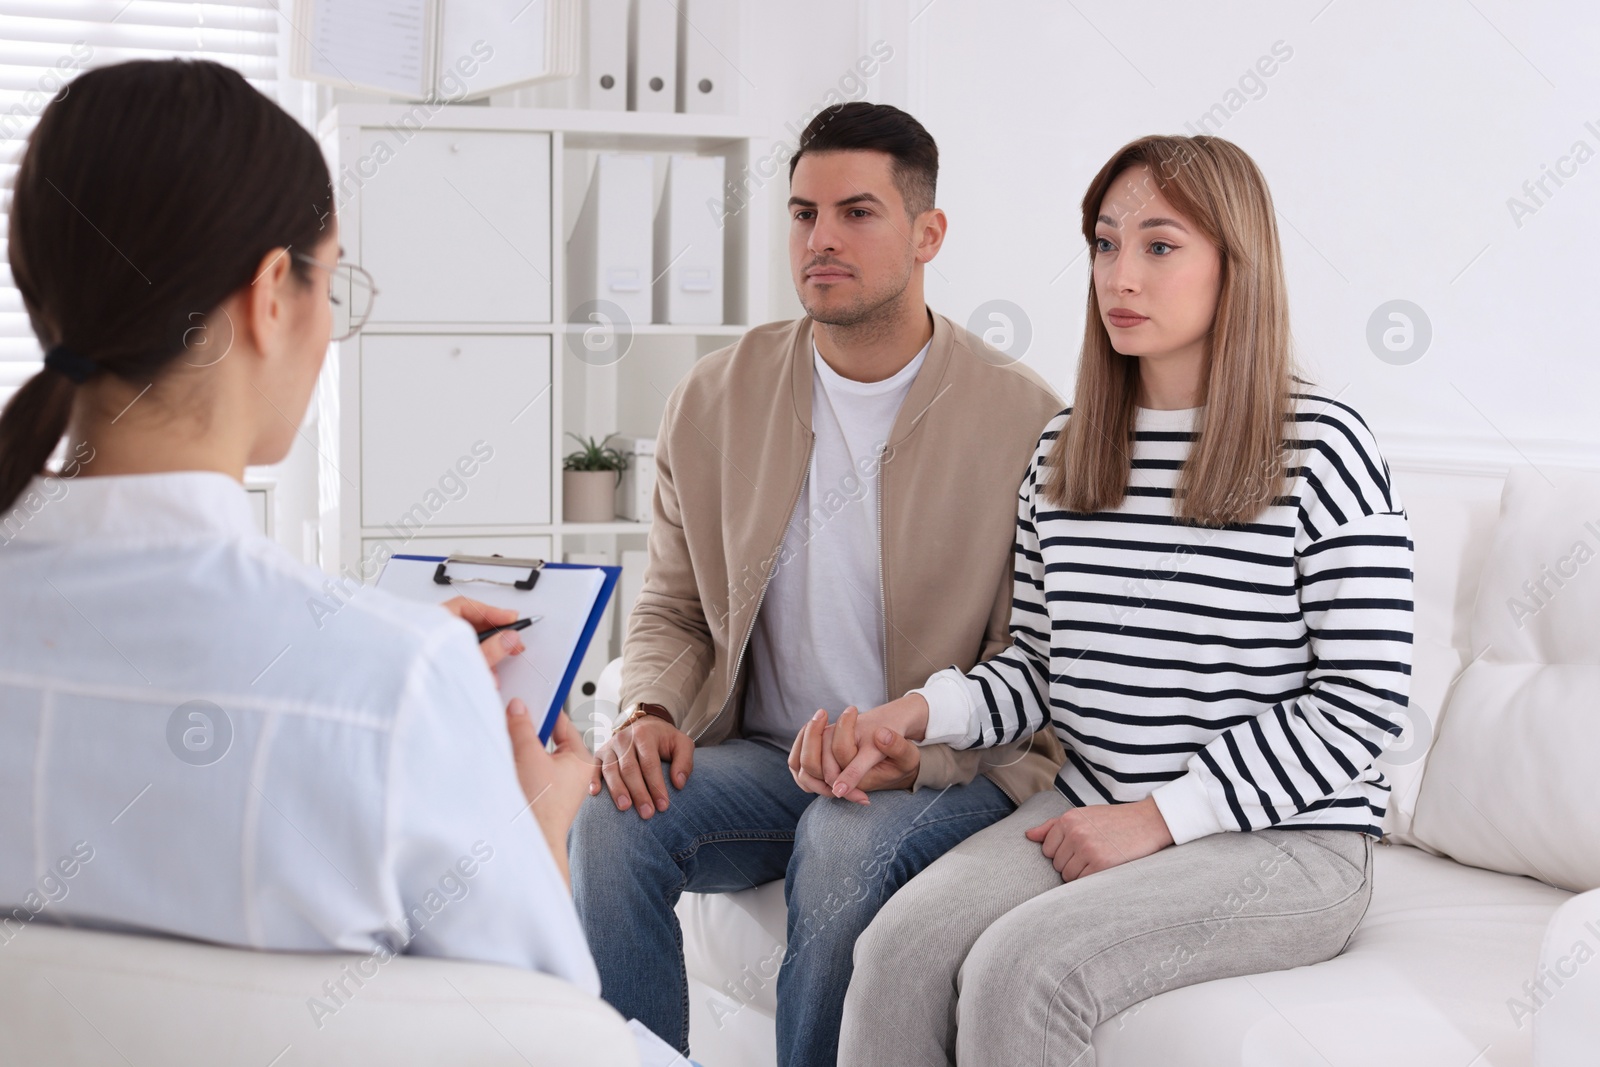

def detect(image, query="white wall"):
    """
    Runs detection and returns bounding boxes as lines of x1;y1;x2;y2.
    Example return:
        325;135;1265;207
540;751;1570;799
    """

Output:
264;1;1597;571
859;0;1600;460
737;0;893;320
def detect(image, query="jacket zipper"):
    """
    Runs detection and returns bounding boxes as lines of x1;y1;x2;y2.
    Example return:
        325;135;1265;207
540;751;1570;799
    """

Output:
876;443;890;702
714;435;816;726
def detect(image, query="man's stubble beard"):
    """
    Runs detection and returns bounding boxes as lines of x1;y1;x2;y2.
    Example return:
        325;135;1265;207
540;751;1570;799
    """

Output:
800;260;917;338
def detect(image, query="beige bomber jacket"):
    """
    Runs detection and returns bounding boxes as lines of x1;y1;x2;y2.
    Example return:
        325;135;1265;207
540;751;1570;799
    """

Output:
619;310;1066;803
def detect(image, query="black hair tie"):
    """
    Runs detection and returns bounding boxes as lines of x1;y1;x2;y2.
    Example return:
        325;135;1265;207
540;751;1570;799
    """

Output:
44;344;99;384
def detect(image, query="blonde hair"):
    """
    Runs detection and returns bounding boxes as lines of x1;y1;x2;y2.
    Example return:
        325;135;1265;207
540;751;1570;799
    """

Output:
1044;135;1294;526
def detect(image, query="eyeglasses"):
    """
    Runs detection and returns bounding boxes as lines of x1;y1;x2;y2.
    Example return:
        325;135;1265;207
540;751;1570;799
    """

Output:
293;253;378;341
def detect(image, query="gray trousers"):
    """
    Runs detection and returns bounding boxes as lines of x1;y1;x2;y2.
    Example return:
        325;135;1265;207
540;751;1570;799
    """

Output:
838;790;1373;1067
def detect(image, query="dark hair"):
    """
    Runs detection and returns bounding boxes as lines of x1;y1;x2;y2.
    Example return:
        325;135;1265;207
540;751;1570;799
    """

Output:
788;101;938;218
0;59;333;513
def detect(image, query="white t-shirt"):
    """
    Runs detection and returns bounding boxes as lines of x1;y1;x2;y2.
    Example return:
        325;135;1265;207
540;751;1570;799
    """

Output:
741;341;928;748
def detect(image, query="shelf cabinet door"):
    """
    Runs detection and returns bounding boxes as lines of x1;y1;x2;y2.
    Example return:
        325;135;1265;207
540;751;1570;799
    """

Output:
357;129;552;324
359;334;552;528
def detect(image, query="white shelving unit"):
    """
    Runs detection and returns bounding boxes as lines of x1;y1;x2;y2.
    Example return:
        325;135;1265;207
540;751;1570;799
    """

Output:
314;104;772;667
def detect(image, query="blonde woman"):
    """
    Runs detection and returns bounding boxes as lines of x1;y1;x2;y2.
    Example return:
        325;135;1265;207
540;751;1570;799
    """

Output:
792;135;1413;1064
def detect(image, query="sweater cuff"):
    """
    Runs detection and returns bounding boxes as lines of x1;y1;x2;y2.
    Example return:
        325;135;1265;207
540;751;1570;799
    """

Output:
910;668;980;748
1151;771;1228;845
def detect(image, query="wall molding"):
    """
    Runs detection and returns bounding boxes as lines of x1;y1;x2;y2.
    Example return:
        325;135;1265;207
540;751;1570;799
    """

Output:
1382;429;1600;479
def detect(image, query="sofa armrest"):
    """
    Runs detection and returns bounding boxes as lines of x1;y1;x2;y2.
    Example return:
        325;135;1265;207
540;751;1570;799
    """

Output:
1533;887;1600;1067
597;656;625;706
0;923;638;1067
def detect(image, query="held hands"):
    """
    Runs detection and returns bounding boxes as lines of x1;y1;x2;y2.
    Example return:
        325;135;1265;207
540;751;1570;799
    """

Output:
1024;796;1174;883
591;715;695;820
787;695;931;804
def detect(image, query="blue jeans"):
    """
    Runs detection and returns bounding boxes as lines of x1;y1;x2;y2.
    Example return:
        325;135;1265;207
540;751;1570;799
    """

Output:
569;737;1016;1067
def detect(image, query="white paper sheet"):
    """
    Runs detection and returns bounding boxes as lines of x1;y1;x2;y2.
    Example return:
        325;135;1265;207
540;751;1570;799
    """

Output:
628;1018;701;1067
375;555;608;737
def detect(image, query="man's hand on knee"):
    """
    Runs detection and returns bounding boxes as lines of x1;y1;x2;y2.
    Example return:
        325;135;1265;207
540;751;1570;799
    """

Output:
593;717;695;820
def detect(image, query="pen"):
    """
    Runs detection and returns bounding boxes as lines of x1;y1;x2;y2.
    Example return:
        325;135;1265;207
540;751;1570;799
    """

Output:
477;617;540;643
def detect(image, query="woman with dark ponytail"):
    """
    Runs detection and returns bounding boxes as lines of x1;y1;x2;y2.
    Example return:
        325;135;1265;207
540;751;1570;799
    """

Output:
0;61;598;995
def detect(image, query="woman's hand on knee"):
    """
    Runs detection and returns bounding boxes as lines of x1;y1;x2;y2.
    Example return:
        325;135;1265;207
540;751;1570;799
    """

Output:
1024;797;1175;882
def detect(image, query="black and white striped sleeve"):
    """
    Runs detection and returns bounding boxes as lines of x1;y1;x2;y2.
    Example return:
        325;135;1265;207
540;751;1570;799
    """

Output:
1151;431;1414;841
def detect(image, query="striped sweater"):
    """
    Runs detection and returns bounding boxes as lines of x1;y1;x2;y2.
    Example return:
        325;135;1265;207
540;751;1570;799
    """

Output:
915;394;1414;841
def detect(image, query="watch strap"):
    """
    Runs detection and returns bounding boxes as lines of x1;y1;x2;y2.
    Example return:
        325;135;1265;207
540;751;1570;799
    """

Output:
615;701;674;732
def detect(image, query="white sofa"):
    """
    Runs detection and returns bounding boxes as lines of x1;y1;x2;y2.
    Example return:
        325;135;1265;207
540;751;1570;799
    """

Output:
663;461;1600;1067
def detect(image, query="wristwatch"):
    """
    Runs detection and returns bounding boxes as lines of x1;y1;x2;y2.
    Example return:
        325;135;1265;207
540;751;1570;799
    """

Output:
614;701;674;732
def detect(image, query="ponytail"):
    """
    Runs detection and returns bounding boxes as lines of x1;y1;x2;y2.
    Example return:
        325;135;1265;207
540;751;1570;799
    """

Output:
0;369;74;518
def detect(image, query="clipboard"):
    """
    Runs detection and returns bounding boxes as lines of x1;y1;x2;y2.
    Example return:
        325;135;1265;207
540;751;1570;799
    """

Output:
377;554;620;743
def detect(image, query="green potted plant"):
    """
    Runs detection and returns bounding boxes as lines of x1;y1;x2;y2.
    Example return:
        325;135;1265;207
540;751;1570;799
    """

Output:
562;432;630;523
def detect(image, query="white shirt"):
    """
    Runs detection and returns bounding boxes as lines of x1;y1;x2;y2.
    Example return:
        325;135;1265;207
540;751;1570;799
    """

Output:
0;471;597;993
741;342;928;748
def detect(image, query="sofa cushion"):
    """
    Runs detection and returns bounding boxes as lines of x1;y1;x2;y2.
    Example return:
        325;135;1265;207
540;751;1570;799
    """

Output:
1094;842;1570;1067
680;881;787;1018
0;923;638;1067
1379;476;1502;839
1410;466;1600;892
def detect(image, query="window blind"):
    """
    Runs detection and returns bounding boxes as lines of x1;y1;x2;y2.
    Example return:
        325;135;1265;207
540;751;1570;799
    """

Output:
0;1;280;404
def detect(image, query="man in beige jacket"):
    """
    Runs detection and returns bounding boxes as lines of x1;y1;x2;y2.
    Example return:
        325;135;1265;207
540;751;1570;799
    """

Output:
570;102;1062;1067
